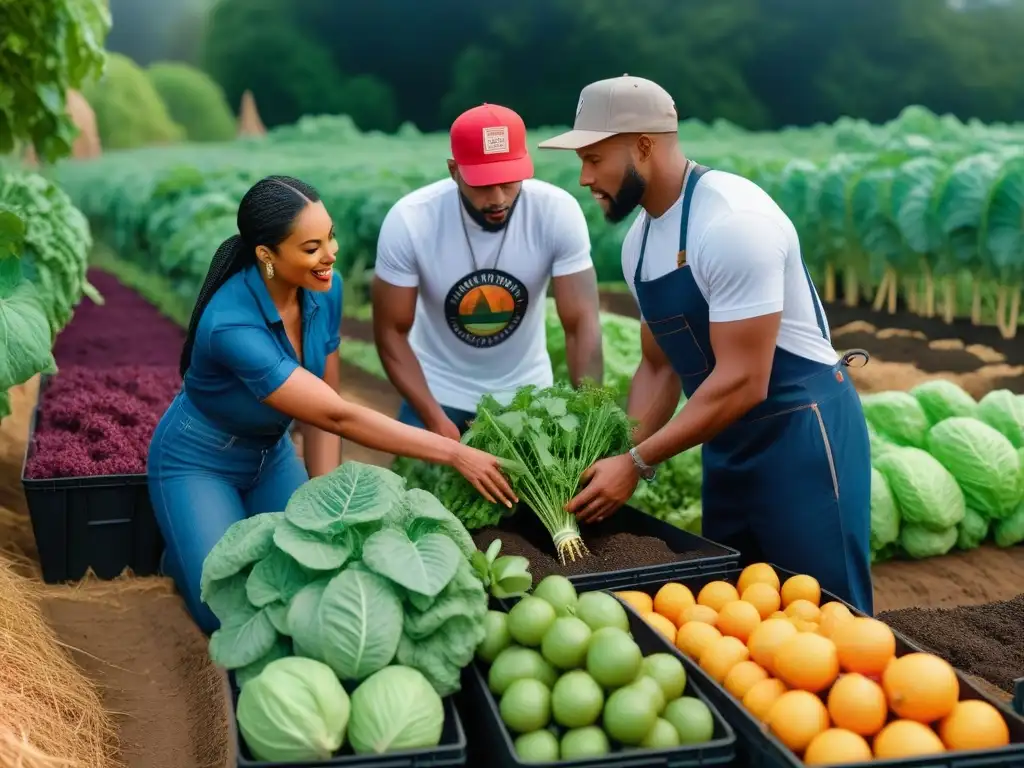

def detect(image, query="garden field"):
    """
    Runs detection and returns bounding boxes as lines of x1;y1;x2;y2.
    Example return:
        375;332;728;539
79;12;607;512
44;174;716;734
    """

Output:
2;103;1024;764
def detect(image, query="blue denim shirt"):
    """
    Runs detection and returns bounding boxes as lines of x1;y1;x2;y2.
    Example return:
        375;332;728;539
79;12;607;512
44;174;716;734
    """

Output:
183;264;343;438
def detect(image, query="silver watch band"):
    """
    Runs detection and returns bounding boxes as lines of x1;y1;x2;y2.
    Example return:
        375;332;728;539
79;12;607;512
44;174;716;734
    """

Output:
629;447;656;481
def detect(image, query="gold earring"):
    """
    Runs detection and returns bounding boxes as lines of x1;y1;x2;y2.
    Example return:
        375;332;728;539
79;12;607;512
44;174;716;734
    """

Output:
265;261;275;279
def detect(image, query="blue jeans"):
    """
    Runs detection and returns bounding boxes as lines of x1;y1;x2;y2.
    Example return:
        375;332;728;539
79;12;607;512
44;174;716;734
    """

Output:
148;392;308;633
396;400;475;435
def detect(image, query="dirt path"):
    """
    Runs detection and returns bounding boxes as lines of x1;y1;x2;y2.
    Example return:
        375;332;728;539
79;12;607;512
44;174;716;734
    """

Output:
40;577;235;768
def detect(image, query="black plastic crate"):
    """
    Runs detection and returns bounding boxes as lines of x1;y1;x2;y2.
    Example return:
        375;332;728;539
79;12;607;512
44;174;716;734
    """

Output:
462;605;737;768
602;568;1024;768
228;674;467;768
1015;678;1023;717
19;375;164;583
471;504;739;592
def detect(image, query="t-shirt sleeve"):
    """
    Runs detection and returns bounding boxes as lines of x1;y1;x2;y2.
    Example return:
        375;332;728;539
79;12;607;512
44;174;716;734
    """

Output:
374;206;419;288
699;211;788;323
326;276;343;354
548;193;594;277
208;322;299;400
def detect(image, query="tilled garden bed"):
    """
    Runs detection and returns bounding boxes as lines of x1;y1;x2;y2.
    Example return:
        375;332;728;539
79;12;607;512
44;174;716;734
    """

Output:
878;593;1024;694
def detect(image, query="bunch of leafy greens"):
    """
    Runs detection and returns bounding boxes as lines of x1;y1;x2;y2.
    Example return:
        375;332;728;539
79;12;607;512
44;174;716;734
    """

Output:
199;461;488;697
463;383;634;564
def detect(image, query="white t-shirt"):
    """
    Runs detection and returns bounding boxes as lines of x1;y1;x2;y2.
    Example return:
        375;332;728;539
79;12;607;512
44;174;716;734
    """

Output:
621;168;838;366
375;177;593;411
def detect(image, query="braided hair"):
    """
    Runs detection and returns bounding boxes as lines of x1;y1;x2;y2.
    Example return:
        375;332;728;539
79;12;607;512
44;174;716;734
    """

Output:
179;175;322;378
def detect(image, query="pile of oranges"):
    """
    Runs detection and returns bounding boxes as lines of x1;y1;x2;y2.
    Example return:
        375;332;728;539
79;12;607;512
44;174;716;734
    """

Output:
615;563;1012;764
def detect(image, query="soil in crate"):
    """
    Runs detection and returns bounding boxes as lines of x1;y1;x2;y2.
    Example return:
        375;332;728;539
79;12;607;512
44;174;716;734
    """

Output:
52;270;185;368
41;577;234;768
471;509;715;582
878;593;1024;694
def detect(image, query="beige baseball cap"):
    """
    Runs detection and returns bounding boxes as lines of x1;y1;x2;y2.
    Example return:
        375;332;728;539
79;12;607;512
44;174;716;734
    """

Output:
538;75;678;150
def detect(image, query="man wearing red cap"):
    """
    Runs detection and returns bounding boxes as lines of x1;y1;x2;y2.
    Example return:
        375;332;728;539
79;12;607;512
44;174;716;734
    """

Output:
372;104;603;439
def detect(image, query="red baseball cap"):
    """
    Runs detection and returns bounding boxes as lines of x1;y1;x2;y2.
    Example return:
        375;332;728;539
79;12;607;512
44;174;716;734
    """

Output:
450;104;534;187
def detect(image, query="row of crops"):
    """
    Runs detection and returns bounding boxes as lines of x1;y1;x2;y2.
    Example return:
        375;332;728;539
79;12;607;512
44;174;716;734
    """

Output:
56;104;1024;338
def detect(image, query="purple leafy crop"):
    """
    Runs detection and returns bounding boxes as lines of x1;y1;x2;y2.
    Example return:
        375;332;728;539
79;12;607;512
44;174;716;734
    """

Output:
25;365;181;479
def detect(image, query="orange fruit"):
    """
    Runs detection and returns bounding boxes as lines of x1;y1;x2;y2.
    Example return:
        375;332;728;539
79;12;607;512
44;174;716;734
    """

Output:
743;677;788;720
737;562;780;594
642;611;677;642
804;729;873;765
873;720;945;758
831;617;896;676
766;690;830;752
769;610;788;620
747;618;798;674
827;673;888;736
697;581;740;612
774;632;840;693
820;601;852;619
675;621;722;659
716;600;762;643
882;653;959;723
780;574;821;607
699;635;750;683
724;660;769;700
681;604;718;626
652;583;694;624
616;590;654;615
938;700;1010;751
741;582;781;619
784;598;821;623
791;618;820;634
818;606;855;639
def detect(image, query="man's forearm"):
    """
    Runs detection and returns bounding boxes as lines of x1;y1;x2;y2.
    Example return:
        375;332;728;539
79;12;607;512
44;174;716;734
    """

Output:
627;361;681;444
565;318;604;387
635;370;762;466
377;333;445;424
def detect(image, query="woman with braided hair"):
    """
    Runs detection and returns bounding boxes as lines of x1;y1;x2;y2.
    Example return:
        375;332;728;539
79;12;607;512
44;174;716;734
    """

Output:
148;175;515;632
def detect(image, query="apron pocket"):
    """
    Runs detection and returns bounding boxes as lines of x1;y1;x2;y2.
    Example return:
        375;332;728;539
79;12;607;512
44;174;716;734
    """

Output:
646;313;710;377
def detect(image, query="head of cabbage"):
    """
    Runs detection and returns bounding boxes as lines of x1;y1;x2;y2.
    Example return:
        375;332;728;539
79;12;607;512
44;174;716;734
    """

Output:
237;656;350;762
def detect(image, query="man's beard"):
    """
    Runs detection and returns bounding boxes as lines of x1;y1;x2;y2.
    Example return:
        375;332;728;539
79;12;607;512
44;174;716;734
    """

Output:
460;192;519;232
603;165;647;224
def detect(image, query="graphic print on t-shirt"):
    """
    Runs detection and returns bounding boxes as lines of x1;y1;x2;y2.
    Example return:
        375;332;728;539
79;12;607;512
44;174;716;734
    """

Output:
444;269;529;348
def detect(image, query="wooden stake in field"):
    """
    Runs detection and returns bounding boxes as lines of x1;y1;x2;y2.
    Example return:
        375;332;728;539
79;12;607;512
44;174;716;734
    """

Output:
237;90;267;138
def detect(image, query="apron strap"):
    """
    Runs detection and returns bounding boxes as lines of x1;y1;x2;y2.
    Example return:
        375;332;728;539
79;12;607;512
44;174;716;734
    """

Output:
634;162;711;287
800;261;831;342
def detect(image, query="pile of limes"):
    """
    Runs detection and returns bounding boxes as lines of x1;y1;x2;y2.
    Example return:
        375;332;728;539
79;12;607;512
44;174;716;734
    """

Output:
476;575;717;762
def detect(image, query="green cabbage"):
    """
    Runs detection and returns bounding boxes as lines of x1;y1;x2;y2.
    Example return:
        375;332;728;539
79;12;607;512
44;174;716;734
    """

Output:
348;666;444;755
993;502;1024;548
910;380;978;425
869;468;900;551
977;389;1024;449
925;417;1020;520
873;447;965;531
956;508;989;550
900;524;958;559
867;423;896;458
861;392;929;448
237;656;350;762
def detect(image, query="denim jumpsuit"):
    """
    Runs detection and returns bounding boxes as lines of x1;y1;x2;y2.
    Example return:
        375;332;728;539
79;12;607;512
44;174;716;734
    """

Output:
636;165;874;614
148;265;343;632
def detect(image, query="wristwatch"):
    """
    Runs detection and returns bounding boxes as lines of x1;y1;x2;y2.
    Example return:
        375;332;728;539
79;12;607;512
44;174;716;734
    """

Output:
629;447;656;482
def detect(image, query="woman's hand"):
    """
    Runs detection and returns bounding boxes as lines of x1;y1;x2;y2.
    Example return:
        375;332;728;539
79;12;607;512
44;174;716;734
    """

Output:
452;445;518;508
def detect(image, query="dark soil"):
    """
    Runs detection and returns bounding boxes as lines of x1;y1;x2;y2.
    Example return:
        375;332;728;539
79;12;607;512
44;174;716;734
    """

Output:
41;580;234;768
341;316;374;344
53;270;185;368
597;289;1024;371
878;594;1024;694
471;507;721;582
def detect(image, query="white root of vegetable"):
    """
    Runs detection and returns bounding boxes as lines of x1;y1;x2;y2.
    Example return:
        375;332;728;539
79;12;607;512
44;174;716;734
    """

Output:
555;533;590;565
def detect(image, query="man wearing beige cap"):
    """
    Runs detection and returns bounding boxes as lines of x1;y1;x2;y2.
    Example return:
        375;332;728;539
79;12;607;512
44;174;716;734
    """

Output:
544;75;874;614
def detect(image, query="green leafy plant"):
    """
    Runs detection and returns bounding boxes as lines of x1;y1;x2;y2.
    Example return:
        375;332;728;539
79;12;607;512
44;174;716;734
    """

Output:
462;383;634;564
471;539;532;599
200;461;488;697
0;0;110;162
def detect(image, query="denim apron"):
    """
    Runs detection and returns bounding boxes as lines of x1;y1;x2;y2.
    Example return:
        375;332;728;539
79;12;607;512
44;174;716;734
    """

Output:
634;164;874;614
